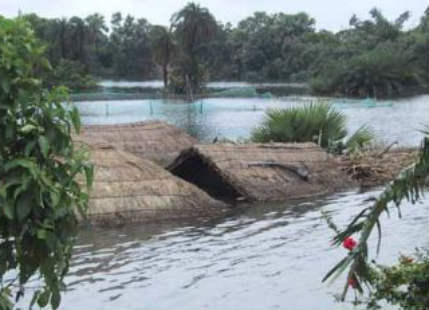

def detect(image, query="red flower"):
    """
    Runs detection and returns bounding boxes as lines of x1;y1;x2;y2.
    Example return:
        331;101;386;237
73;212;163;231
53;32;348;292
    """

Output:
348;277;358;289
343;237;357;251
399;255;414;264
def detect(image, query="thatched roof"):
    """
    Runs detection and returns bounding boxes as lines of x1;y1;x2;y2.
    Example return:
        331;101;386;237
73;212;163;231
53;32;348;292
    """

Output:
77;121;197;166
84;145;225;225
340;148;417;187
168;143;356;202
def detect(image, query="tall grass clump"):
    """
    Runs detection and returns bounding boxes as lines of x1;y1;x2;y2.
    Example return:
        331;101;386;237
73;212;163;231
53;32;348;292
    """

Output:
252;102;374;153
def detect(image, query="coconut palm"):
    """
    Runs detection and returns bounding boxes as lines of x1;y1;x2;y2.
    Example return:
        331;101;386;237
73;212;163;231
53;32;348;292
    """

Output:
85;14;107;53
150;25;175;88
170;2;218;95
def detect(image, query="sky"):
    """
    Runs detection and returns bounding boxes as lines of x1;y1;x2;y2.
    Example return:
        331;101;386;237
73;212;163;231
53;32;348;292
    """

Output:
1;0;427;31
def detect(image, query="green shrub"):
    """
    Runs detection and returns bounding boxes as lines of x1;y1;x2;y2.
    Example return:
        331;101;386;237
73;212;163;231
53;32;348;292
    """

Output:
0;16;93;309
311;47;424;98
44;59;97;91
363;251;429;310
252;103;374;153
251;102;348;149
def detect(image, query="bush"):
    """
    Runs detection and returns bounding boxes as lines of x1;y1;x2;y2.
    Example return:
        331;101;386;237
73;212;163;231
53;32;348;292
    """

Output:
251;103;348;149
363;251;429;310
44;59;97;91
0;16;93;309
311;47;424;98
252;103;374;153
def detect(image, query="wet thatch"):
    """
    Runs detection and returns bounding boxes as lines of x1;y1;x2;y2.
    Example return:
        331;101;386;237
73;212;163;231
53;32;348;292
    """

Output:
168;143;356;202
78;121;197;166
84;145;226;226
340;148;418;187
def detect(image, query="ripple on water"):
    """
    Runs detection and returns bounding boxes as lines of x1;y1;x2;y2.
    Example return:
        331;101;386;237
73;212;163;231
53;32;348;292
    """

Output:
16;189;429;310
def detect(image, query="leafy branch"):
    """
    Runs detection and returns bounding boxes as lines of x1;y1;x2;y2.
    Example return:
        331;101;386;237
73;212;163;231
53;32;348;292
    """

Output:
323;136;429;300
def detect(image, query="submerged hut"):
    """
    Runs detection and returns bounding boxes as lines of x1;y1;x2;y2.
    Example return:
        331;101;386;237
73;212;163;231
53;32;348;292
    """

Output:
78;121;196;166
168;143;356;202
85;145;225;225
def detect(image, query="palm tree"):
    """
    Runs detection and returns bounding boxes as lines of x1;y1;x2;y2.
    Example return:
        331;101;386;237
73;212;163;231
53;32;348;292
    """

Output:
150;25;175;88
85;14;107;53
170;2;218;96
67;17;88;67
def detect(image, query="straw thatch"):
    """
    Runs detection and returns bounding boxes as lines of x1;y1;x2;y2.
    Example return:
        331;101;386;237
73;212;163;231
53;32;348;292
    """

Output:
78;121;197;166
168;143;356;202
340;148;418;187
84;145;226;225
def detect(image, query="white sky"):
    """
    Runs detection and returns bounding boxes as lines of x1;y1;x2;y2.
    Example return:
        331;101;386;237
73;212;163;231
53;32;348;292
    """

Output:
1;0;427;31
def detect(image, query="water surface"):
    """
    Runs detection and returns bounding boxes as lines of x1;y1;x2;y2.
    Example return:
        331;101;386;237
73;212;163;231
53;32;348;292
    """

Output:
74;95;429;147
52;189;429;310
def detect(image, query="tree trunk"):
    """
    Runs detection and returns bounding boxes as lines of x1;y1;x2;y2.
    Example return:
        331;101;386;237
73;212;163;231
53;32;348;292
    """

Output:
163;65;168;89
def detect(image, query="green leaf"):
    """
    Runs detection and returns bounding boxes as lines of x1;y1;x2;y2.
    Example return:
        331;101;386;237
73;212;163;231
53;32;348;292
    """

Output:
84;165;94;189
69;107;81;133
51;289;61;310
29;290;41;310
3;202;14;220
38;136;50;158
37;290;50;308
37;229;47;240
21;124;38;134
16;192;33;221
1;78;10;93
4;158;36;172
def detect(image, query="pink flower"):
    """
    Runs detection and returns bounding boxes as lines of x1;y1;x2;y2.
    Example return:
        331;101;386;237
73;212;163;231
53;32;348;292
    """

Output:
343;237;357;251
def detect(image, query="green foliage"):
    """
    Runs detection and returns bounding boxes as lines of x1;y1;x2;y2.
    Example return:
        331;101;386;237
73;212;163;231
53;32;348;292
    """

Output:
170;2;218;96
18;5;429;96
0;16;93;309
345;126;375;155
323;136;429;306
231;11;315;81
310;9;427;98
150;26;175;88
311;47;424;98
44;59;96;91
109;13;155;78
251;103;347;149
363;252;429;310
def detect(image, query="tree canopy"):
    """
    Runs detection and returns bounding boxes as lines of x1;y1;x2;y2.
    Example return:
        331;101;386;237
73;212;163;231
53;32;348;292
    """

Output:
20;3;429;97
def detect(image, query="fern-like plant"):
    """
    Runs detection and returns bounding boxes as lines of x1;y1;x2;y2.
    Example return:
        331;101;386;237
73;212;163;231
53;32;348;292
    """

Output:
252;102;374;154
251;102;348;149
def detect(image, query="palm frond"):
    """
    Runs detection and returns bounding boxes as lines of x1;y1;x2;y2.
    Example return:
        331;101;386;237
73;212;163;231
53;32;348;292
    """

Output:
324;137;429;300
345;125;375;154
251;102;347;150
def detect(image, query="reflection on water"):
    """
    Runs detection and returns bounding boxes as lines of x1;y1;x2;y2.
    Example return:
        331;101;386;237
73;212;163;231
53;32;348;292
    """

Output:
37;190;429;310
74;95;429;147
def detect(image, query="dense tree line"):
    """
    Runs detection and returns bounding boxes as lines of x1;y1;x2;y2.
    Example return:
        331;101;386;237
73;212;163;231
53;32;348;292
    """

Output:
23;3;429;97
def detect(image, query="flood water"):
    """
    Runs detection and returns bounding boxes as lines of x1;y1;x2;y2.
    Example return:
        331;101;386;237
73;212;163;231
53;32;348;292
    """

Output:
44;189;429;310
54;82;429;309
75;95;429;147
